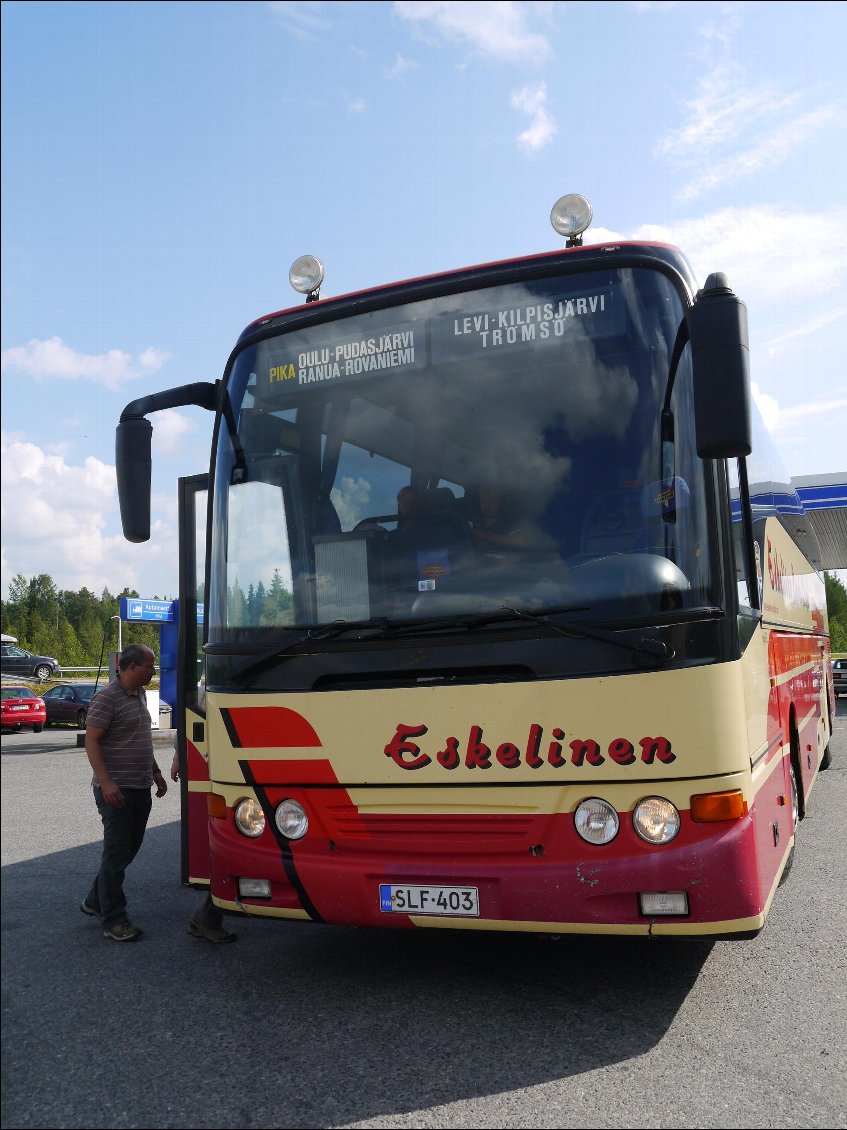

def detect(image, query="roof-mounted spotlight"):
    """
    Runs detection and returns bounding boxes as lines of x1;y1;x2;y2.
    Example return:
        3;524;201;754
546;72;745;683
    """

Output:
289;254;325;302
550;194;593;247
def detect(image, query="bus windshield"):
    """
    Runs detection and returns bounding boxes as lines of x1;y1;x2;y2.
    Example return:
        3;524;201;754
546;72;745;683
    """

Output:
210;265;716;636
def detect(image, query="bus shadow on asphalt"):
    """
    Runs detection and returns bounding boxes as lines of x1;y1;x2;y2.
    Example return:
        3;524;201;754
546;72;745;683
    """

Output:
2;819;713;1130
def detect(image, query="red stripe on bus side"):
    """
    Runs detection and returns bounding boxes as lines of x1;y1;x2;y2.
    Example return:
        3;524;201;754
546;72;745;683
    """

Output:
223;706;322;748
244;758;340;786
186;737;209;781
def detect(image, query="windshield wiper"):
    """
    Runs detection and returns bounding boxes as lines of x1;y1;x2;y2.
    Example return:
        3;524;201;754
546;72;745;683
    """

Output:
227;603;672;683
466;606;674;662
227;619;391;681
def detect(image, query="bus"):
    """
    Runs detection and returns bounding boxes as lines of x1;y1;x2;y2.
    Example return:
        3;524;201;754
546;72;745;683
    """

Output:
116;194;835;937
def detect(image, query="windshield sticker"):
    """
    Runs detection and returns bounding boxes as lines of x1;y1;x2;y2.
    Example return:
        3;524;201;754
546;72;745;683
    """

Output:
262;281;624;394
432;289;622;361
266;328;422;389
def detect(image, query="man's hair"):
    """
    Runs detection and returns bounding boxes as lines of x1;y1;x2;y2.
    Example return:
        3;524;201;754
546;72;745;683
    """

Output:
118;643;153;671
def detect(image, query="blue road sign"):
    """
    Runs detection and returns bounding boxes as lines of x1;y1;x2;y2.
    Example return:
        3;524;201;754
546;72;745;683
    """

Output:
120;597;175;623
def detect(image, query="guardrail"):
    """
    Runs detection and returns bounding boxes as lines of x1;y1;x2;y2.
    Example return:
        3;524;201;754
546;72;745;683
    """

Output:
55;667;108;676
1;669;161;690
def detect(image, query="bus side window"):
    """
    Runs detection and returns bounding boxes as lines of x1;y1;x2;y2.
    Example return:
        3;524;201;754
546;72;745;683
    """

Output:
727;459;751;608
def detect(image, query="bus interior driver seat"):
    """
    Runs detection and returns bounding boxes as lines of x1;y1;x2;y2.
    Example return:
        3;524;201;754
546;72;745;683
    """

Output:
388;487;474;599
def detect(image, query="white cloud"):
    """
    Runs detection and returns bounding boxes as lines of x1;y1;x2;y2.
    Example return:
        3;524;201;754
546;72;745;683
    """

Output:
394;1;551;64
331;475;372;529
749;385;847;465
266;1;331;40
151;410;196;456
764;309;846;359
656;64;843;199
581;208;847;471
0;337;170;390
385;52;419;79
750;381;780;434
0;432;179;598
347;95;367;114
656;67;795;158
628;204;847;307
770;396;847;437
511;81;556;153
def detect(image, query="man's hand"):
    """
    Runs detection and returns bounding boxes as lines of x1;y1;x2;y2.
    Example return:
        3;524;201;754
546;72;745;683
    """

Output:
170;751;180;782
153;769;168;798
100;777;124;807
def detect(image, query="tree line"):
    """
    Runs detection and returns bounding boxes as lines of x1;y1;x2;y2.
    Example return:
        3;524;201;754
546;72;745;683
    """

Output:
2;570;846;665
825;572;847;652
1;574;162;667
1;570;297;665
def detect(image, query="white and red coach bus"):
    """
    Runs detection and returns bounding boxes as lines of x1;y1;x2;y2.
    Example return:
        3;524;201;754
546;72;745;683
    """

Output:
117;195;834;937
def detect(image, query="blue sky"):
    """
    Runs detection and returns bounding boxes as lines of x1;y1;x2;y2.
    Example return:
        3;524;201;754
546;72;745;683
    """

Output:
2;0;846;600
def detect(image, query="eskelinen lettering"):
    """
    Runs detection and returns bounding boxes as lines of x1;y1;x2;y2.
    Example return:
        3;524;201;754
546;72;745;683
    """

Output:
384;722;675;771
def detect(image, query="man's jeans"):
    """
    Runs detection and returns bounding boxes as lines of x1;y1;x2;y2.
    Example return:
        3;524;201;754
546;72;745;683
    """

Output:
86;786;152;928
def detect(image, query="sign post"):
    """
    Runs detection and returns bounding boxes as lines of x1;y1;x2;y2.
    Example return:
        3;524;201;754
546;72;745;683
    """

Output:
118;597;178;722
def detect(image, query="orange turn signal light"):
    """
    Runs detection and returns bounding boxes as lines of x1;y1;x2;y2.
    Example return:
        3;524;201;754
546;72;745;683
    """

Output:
207;792;227;819
690;789;747;823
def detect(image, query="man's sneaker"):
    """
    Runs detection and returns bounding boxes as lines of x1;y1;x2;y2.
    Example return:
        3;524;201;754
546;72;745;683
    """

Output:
103;921;143;942
187;920;237;944
80;899;101;920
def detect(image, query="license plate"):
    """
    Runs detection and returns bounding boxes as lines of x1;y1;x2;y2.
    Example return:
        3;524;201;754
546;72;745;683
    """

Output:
10;705;28;711
379;884;479;917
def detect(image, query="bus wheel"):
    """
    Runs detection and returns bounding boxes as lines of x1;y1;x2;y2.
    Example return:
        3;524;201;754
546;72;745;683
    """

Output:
779;760;800;887
821;742;832;770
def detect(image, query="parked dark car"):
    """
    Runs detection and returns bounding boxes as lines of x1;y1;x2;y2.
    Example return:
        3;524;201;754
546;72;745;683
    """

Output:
1;643;59;680
42;683;100;729
833;657;847;697
1;685;46;732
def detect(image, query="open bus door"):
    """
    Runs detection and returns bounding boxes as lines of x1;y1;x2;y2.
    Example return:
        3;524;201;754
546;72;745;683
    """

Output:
176;474;210;888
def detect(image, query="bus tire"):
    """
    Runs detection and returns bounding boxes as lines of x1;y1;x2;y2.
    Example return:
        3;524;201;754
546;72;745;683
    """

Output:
779;758;801;887
820;742;832;770
789;720;806;820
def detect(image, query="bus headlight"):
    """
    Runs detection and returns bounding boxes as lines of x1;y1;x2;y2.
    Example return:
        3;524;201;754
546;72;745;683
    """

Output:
275;799;309;840
633;797;680;844
574;798;619;845
234;798;266;838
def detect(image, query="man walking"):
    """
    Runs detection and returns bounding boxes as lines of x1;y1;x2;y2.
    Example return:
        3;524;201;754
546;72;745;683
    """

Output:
81;643;167;941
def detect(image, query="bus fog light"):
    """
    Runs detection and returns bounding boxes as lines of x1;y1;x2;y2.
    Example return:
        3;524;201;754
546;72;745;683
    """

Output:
238;878;271;898
640;892;689;916
633;797;680;844
289;254;324;296
275;799;309;840
234;798;266;838
550;193;593;244
574;798;619;844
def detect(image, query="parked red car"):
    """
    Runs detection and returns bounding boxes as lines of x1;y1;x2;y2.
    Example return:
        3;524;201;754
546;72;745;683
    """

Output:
1;685;46;732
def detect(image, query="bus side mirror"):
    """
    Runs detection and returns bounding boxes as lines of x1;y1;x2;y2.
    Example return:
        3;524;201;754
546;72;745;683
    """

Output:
116;417;153;542
688;273;752;459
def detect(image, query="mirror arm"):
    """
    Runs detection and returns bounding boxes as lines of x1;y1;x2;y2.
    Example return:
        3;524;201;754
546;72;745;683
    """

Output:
116;381;220;543
119;380;220;422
